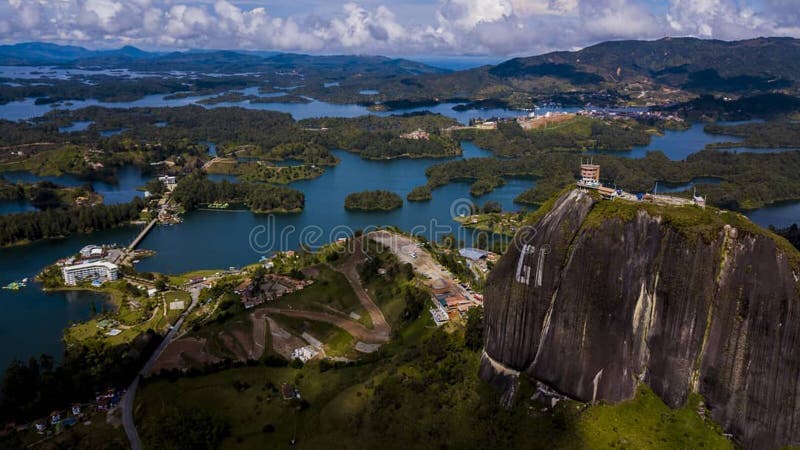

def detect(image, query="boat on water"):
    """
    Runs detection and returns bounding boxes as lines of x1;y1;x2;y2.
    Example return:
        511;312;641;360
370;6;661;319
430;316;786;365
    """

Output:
2;281;26;290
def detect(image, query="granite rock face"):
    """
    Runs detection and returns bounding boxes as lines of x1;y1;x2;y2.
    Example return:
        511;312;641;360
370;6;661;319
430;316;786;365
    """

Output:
481;189;800;449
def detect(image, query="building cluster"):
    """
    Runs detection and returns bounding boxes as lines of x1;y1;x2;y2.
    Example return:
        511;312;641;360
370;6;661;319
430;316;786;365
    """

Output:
236;274;313;309
400;128;430;140
26;389;122;436
459;247;500;274
576;161;706;207
516;111;574;130
429;277;484;327
59;244;121;286
577;108;684;123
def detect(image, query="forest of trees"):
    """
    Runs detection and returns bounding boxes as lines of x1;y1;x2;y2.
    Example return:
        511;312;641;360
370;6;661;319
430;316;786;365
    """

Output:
422;149;800;210
0;330;162;423
171;174;305;213
0;197;145;246
344;190;403;211
300;113;461;159
451;117;653;157
705;120;800;149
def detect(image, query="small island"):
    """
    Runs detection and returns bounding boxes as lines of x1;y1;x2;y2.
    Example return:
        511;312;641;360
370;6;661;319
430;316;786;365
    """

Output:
407;185;432;202
344;190;403;211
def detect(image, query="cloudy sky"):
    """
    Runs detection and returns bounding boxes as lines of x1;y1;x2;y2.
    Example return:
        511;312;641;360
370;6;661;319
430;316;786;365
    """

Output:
0;0;798;56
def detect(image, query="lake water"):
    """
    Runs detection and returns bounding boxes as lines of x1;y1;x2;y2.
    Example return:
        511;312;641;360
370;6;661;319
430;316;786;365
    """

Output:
0;199;36;214
0;90;552;124
135;142;529;274
655;177;723;194
0;225;136;371
588;123;743;160
1;86;799;376
0;141;532;371
58;120;93;133
745;202;800;230
1;165;148;206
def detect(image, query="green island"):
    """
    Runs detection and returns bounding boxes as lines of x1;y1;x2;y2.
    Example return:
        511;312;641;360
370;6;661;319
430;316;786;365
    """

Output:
344;190;404;211
172;174;305;213
0;198;146;247
0;179;104;209
704;119;800;149
205;160;326;184
421;149;800;210
451;115;664;157
406;185;432;202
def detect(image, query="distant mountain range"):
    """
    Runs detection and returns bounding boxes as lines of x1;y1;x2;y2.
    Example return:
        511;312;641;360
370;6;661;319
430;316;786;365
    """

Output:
0;42;446;76
485;37;800;90
1;38;799;106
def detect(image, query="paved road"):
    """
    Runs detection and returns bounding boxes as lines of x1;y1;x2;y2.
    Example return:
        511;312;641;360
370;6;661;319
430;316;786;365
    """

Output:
121;286;201;450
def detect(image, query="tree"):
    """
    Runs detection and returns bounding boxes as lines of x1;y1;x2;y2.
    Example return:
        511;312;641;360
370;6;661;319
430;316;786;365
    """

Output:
464;307;484;351
154;275;168;292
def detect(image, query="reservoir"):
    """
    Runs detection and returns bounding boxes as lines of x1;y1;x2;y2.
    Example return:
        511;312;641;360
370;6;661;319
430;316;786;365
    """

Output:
0;91;799;376
0;141;530;372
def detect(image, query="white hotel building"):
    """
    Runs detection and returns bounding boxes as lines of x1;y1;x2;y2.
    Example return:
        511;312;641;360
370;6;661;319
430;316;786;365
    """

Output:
61;261;119;286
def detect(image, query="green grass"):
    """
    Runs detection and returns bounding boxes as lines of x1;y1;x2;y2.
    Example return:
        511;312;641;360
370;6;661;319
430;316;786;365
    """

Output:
168;269;221;285
579;387;732;449
135;314;731;450
188;314;254;361
15;410;128;449
0;146;86;176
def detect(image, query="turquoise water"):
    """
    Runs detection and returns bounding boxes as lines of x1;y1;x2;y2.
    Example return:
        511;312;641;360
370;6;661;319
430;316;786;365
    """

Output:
0;141;531;371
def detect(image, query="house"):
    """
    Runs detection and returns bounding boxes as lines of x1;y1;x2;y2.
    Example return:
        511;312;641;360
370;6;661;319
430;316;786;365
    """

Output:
291;345;319;362
71;405;82;416
234;279;253;295
281;383;297;401
34;422;46;433
50;411;61;425
430;307;449;326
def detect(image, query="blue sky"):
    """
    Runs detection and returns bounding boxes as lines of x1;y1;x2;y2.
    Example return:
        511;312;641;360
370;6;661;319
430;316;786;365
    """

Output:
0;0;798;56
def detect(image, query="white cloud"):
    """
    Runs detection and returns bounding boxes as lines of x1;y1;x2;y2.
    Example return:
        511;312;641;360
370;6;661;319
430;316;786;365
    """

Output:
0;0;796;56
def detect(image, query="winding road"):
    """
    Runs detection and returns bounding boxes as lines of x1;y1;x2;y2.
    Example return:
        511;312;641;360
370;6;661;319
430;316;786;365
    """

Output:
121;285;202;450
329;238;391;341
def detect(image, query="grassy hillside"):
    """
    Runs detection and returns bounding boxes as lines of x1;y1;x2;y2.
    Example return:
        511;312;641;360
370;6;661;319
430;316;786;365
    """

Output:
135;315;732;450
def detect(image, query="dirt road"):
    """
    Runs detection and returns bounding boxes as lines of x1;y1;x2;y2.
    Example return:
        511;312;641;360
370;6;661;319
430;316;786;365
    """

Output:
259;307;388;343
329;237;391;341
